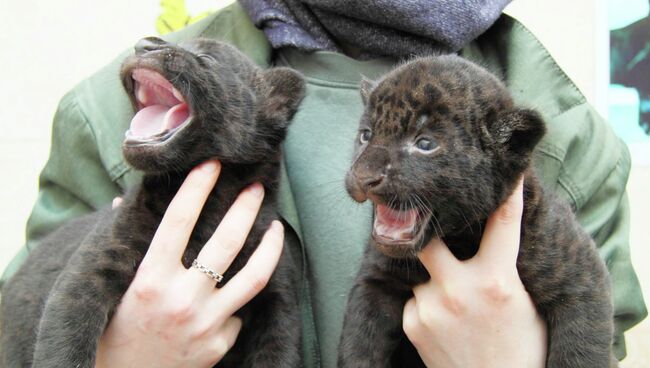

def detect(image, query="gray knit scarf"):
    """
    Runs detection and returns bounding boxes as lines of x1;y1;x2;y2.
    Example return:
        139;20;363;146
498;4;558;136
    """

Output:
239;0;512;58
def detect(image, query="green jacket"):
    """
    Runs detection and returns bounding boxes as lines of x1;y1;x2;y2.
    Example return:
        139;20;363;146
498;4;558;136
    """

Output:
2;3;646;366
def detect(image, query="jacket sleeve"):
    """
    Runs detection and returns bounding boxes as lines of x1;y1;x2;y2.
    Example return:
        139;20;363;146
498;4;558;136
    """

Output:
472;15;648;357
542;102;647;360
577;154;647;360
1;90;122;284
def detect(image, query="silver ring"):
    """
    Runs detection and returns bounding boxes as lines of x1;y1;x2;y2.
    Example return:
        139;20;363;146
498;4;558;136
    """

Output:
191;259;224;283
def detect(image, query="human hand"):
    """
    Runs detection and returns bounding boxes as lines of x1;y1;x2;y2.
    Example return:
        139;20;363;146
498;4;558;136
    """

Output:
95;160;285;368
402;178;547;368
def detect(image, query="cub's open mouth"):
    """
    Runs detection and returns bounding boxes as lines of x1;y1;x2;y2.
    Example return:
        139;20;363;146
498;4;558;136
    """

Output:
125;68;192;145
372;204;431;247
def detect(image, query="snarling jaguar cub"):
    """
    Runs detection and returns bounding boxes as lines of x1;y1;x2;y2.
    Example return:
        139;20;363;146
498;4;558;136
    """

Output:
339;55;616;368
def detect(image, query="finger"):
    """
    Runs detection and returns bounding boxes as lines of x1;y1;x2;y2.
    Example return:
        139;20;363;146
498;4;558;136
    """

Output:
189;183;265;287
417;237;460;282
403;297;417;321
476;176;524;270
211;221;284;317
210;317;242;362
402;297;420;342
143;160;221;268
112;197;123;209
411;280;435;300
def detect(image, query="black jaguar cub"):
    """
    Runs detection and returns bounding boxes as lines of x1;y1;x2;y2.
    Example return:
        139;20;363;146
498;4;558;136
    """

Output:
1;37;305;368
339;55;616;368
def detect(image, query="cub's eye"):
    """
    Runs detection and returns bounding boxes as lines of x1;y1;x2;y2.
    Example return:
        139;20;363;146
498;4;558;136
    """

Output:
415;137;438;152
197;54;216;63
359;129;372;144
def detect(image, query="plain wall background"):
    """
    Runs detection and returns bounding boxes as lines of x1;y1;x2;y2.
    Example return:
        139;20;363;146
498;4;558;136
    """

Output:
0;0;647;364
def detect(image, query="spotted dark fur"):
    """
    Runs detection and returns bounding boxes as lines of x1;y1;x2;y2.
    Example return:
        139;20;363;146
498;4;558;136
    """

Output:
1;37;305;368
340;55;616;367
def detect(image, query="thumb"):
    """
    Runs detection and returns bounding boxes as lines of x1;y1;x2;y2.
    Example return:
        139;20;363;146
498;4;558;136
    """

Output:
475;176;524;272
418;237;460;282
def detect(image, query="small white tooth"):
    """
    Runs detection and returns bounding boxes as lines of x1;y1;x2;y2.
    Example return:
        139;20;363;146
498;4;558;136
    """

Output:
125;130;143;139
172;87;184;102
136;83;147;105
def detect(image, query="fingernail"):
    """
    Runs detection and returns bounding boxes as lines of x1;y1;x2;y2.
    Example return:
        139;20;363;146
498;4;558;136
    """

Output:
200;160;218;172
111;197;123;209
249;183;264;197
271;220;284;232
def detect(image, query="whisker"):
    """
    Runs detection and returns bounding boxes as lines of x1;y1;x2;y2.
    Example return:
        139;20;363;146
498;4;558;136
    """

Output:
457;207;473;233
418;194;442;239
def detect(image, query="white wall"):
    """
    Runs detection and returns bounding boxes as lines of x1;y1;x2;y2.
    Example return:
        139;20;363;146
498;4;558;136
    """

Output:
504;0;609;116
0;0;159;272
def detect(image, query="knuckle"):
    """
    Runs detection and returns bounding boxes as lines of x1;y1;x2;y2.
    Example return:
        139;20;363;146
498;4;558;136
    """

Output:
212;336;231;359
246;273;271;294
481;278;514;304
483;278;513;300
417;303;438;329
219;237;242;253
439;291;466;317
167;212;194;230
402;311;421;342
188;323;213;342
496;198;523;224
165;300;196;324
132;282;161;303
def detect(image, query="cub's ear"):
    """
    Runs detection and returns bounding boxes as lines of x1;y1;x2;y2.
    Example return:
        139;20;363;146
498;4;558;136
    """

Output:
259;67;306;125
490;108;546;158
360;76;377;105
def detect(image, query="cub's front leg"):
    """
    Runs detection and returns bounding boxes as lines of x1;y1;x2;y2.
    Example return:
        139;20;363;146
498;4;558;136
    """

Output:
338;253;415;368
544;299;616;368
218;252;301;368
31;238;141;368
338;279;411;368
536;256;617;368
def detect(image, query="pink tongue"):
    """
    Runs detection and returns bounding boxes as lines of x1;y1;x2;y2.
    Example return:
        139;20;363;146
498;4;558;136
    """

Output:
129;103;189;138
130;105;167;137
164;103;189;131
374;205;418;241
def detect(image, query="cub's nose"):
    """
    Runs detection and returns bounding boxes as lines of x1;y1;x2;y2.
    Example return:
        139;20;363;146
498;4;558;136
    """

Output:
358;173;385;191
345;171;387;203
346;146;391;202
135;37;169;55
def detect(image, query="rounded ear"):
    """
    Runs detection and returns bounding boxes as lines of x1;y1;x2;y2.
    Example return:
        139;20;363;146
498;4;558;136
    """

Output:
259;67;306;125
359;76;377;105
489;108;546;157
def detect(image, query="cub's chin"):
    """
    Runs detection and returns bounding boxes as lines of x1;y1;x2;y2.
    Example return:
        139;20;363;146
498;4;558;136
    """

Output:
370;204;432;259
